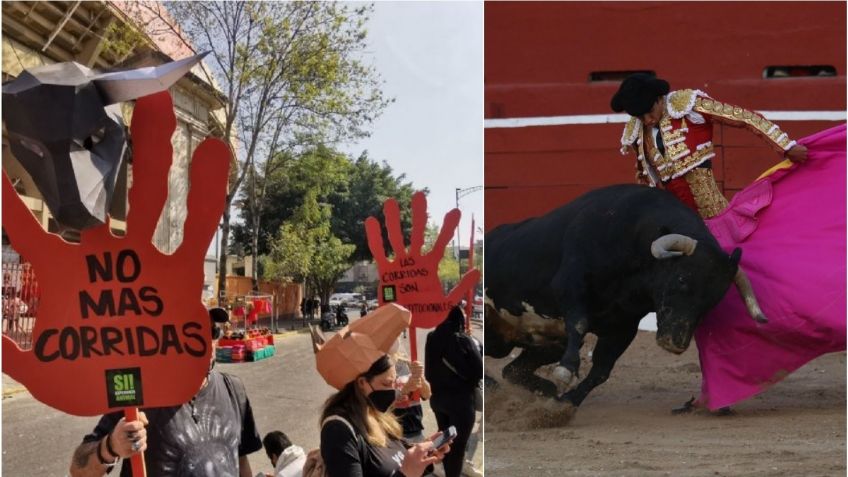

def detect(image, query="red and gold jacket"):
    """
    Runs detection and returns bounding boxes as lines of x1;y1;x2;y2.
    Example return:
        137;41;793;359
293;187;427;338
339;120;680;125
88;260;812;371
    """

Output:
620;89;797;217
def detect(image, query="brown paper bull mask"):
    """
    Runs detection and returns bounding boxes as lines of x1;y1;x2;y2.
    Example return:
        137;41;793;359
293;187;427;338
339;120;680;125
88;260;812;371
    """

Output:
2;53;207;231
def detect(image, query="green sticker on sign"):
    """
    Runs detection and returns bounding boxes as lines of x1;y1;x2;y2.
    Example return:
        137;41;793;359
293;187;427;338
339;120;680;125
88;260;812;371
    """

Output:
383;285;396;303
106;367;144;408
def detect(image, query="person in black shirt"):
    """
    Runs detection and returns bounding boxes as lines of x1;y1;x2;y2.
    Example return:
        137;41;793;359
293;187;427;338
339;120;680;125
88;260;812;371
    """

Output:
425;306;483;477
69;309;263;477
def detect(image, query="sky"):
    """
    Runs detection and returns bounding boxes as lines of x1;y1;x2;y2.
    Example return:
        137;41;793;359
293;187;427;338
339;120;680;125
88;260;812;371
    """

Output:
342;2;484;250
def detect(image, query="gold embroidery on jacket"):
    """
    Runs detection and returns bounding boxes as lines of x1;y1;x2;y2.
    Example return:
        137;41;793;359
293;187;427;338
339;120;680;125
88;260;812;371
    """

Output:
685;168;728;218
620;117;640;154
667;89;697;118
693;97;796;151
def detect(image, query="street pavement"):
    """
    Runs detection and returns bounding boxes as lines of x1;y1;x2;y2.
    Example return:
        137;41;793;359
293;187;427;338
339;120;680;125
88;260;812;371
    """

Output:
1;312;483;476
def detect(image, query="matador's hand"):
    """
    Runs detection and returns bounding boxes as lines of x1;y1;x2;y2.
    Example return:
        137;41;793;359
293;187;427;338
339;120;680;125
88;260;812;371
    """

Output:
2;92;230;416
365;192;480;329
786;144;808;163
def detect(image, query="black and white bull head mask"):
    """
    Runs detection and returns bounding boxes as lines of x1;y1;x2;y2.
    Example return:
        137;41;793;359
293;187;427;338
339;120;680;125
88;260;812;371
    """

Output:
2;53;206;231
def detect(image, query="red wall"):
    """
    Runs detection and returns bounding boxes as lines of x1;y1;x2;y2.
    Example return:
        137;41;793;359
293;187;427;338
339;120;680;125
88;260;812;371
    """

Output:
485;1;846;231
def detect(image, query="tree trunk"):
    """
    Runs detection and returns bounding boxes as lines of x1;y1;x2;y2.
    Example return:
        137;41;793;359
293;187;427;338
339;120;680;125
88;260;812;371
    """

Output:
216;200;232;305
251;214;260;291
250;164;259;291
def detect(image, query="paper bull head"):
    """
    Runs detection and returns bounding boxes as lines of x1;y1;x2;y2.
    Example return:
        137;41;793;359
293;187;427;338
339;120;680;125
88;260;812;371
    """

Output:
2;53;207;231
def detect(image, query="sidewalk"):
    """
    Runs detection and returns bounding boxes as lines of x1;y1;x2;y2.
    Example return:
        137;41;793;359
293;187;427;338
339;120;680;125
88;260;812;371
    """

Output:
2;373;26;399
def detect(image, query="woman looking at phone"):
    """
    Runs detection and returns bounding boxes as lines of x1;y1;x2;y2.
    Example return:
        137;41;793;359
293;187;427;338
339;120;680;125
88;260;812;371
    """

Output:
320;355;450;476
314;305;452;477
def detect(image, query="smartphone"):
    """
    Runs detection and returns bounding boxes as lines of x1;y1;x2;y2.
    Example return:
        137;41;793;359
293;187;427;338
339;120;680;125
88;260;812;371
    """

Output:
430;425;457;450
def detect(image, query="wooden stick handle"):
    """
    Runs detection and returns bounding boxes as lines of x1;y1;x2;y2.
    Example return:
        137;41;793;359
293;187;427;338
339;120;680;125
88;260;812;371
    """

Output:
124;408;146;477
409;327;420;401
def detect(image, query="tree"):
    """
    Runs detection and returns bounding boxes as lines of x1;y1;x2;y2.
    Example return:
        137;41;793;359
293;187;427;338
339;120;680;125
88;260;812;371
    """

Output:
329;153;418;261
263;189;355;303
232;150;417;263
233;145;351;255
308;233;357;304
262;222;311;285
128;1;390;294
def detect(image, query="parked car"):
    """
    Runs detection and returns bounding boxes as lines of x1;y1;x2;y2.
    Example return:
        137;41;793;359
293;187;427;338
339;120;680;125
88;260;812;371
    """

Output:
329;292;365;308
342;293;364;307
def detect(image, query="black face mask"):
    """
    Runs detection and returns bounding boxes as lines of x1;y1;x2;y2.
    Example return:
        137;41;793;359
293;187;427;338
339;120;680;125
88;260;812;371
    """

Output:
367;385;398;413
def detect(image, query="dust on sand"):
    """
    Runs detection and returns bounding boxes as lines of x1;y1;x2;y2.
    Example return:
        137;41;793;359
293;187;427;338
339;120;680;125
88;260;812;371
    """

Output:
484;331;845;476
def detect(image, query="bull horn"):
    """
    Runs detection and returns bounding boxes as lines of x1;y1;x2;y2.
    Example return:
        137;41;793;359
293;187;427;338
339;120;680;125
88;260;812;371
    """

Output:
651;234;698;259
733;267;768;323
92;52;209;104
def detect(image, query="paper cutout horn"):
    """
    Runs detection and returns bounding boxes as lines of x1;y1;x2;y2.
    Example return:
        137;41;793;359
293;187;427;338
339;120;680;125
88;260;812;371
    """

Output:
313;304;411;390
1;52;209;232
93;52;209;104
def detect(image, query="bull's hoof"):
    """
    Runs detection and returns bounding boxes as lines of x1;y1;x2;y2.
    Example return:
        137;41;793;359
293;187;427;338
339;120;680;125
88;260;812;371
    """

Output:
671;396;697;415
552;365;575;386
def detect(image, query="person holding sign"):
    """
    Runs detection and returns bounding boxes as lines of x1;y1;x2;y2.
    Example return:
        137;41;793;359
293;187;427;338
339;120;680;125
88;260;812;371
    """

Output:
311;304;451;477
390;339;431;443
69;308;263;477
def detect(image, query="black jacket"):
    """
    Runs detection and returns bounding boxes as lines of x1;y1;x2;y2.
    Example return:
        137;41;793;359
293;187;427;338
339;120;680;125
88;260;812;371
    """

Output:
424;307;483;399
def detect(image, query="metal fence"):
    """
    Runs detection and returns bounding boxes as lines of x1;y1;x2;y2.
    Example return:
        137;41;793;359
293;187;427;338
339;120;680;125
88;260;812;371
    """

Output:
2;260;39;350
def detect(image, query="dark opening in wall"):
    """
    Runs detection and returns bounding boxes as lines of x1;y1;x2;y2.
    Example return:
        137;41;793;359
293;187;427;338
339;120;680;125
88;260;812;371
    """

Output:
589;70;656;82
764;66;837;78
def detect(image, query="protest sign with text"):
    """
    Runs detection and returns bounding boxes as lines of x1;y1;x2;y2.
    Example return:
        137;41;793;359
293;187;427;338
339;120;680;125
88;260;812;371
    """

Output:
2;91;230;417
365;191;480;359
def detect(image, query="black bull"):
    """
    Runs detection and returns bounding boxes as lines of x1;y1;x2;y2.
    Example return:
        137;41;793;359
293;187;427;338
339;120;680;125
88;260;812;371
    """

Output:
484;184;764;408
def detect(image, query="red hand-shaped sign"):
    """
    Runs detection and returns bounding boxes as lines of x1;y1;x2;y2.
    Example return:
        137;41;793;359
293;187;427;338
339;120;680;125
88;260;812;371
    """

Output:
2;92;230;416
365;191;480;330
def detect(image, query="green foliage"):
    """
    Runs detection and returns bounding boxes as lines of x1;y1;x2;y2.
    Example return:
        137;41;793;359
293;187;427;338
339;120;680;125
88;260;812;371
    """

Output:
438;253;460;288
262;186;355;302
263;223;311;283
329;153;418;261
102;21;146;61
232;149;417;262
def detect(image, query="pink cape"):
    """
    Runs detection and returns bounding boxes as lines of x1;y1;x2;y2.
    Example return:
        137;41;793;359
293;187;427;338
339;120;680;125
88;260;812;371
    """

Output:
695;124;847;410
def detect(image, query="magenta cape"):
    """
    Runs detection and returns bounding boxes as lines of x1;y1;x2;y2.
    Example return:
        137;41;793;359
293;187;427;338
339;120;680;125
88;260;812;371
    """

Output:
695;124;846;410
